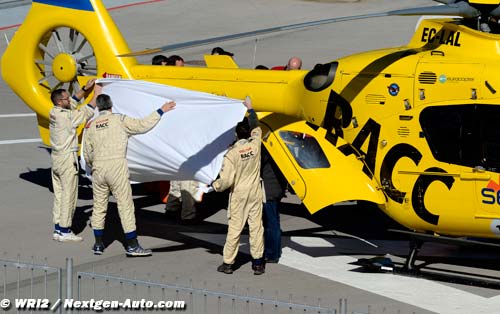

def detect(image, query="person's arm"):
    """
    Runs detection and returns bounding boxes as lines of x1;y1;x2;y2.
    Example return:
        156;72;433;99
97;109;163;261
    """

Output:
122;101;176;135
73;79;97;103
83;127;93;169
212;154;236;192
244;96;259;129
70;81;100;127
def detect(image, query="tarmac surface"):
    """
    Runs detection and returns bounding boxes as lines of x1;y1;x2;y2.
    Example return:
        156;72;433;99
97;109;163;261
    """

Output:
1;0;500;313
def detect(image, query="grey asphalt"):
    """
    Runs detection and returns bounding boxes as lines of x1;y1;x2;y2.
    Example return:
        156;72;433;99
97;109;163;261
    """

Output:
1;1;499;313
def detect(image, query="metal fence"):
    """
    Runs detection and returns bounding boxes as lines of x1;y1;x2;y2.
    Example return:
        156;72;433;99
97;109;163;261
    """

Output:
0;257;423;314
76;271;337;314
0;256;62;314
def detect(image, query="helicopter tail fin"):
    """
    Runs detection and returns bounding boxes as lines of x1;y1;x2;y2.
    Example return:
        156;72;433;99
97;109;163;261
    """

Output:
1;0;137;145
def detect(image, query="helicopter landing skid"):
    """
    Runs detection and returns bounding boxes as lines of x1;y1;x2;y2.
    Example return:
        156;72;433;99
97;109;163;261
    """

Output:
388;229;500;273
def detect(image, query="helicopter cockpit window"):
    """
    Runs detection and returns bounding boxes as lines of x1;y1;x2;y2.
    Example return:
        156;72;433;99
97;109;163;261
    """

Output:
279;131;330;169
303;62;338;92
420;105;500;172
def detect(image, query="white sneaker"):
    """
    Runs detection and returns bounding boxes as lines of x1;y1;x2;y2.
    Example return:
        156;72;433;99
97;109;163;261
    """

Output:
58;231;83;242
52;231;61;241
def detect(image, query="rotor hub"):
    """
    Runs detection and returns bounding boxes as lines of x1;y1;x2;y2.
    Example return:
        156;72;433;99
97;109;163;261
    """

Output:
52;53;77;83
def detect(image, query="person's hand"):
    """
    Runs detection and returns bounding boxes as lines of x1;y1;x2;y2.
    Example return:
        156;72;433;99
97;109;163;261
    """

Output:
83;78;96;92
161;101;176;113
243;96;253;110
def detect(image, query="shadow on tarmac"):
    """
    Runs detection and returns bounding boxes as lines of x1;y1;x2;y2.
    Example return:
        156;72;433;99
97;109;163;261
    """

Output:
19;167;500;289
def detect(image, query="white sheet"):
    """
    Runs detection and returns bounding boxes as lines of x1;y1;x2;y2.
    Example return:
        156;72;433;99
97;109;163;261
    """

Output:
80;78;246;184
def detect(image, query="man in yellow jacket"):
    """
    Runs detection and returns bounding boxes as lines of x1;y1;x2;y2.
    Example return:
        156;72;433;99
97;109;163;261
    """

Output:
212;97;265;275
84;94;175;256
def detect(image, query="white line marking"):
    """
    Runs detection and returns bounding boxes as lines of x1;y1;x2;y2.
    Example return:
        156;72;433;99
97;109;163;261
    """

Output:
0;113;36;118
0;138;41;145
280;247;500;314
183;232;500;314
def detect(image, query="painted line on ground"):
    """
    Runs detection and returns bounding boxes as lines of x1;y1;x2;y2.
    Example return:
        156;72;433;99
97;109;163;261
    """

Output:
182;232;500;314
280;247;500;314
108;0;165;11
0;113;36;118
0;0;165;30
0;138;41;145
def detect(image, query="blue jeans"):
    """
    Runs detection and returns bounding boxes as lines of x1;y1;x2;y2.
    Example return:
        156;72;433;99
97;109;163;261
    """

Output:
263;200;281;260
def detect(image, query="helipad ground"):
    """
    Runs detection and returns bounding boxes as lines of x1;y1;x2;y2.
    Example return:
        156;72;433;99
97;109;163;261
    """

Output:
1;1;499;313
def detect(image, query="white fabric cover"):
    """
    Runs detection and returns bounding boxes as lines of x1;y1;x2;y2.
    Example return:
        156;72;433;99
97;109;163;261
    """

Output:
80;78;246;184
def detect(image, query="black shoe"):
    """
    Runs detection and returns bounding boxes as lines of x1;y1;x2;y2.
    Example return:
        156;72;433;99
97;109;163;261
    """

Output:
125;244;152;257
253;264;265;275
217;263;233;274
92;243;105;255
265;258;279;264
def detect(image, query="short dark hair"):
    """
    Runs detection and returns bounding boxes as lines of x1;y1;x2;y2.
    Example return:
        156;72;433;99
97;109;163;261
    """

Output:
211;47;234;56
236;117;250;139
167;55;184;65
152;55;168;65
96;94;113;111
50;89;66;105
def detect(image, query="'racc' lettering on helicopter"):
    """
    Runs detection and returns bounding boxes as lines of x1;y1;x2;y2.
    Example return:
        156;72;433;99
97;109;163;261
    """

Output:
380;144;422;204
317;89;450;226
420;27;461;47
411;167;453;225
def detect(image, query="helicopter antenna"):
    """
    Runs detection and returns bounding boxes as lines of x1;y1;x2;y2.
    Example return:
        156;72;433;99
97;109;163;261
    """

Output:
252;38;258;69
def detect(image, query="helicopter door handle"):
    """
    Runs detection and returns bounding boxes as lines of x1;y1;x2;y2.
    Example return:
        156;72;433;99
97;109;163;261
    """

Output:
431;51;445;56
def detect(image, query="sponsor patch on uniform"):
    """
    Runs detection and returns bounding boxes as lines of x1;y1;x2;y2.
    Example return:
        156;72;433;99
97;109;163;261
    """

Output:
95;119;109;130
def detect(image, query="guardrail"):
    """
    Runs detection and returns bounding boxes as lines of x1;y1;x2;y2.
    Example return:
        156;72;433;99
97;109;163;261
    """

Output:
76;270;336;314
0;255;62;314
0;256;424;314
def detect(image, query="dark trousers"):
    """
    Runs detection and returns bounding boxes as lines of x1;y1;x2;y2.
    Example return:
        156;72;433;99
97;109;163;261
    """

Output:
263;200;281;260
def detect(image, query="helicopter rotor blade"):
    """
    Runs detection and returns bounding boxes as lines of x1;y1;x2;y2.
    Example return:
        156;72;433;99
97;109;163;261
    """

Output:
388;2;480;19
488;5;500;18
117;12;389;57
432;0;457;4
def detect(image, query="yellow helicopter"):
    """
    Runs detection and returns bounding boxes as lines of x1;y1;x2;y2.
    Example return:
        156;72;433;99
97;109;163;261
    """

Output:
4;0;500;269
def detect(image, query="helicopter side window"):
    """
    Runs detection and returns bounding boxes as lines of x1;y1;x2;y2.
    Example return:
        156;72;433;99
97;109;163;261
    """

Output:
420;105;479;168
420;105;500;172
478;106;500;171
279;131;330;169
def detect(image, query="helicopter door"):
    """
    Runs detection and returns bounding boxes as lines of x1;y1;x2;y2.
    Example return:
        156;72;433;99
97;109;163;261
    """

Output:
415;61;484;107
260;113;385;214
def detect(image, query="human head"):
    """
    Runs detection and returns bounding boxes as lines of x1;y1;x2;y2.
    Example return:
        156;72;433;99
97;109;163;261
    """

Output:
167;55;185;66
152;55;168;65
96;94;113;111
235;117;250;140
286;57;302;70
51;89;71;109
211;47;234;57
255;65;269;70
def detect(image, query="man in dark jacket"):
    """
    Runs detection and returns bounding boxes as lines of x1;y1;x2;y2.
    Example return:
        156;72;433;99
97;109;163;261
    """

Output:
261;147;287;263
